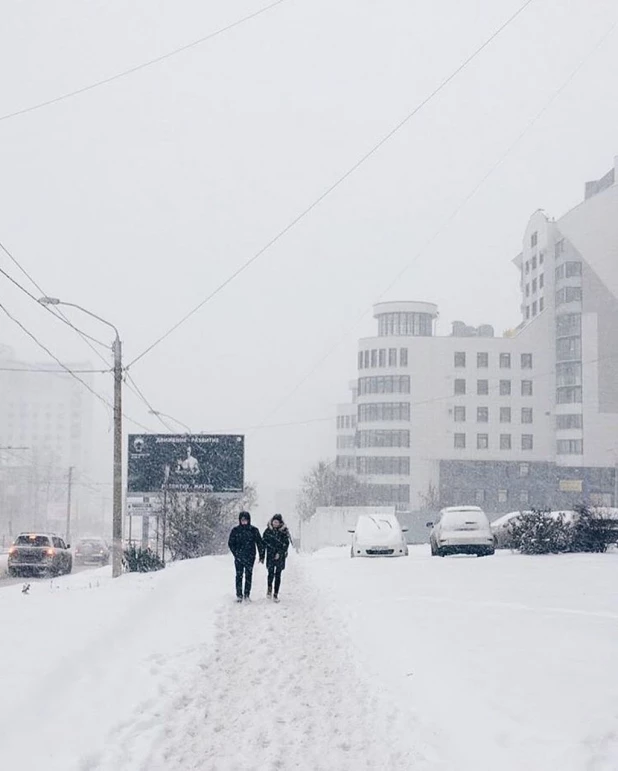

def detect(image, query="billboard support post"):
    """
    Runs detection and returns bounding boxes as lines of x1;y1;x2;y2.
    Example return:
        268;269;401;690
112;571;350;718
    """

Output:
162;489;168;566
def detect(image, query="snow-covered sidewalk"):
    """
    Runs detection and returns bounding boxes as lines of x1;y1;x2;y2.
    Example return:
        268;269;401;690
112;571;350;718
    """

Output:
93;558;436;771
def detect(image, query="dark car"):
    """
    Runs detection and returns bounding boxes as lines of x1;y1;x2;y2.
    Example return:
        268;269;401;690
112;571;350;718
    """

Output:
74;537;110;566
8;533;73;577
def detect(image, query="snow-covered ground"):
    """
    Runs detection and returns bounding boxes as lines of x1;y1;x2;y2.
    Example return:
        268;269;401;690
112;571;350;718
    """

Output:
1;547;617;770
307;546;618;771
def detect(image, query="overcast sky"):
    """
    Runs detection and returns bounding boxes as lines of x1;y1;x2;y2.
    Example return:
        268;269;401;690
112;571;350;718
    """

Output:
1;0;617;513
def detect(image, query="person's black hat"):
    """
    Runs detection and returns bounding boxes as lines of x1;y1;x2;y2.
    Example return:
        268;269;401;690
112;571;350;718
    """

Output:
239;511;251;524
272;514;283;523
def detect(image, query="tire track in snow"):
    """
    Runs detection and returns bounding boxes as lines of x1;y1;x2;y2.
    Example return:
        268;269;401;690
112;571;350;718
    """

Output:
95;561;434;771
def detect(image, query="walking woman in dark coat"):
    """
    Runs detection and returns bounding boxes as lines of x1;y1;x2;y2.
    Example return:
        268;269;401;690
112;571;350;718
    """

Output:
262;514;290;602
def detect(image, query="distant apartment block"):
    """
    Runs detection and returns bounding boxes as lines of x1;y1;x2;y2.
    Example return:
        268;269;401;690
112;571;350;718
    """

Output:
335;157;618;512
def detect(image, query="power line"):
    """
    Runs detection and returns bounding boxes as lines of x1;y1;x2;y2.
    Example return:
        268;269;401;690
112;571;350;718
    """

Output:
0;367;110;373
0;238;161;431
0;300;153;433
0;259;110;350
0;0;292;124
250;17;618;433
124;374;176;432
127;0;537;369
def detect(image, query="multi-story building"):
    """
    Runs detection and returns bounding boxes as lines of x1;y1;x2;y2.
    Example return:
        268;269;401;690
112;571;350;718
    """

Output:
335;157;618;513
0;345;95;534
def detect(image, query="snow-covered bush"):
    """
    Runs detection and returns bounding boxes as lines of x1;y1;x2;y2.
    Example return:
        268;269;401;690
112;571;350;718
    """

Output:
123;545;164;573
509;506;617;555
569;505;616;553
508;509;571;555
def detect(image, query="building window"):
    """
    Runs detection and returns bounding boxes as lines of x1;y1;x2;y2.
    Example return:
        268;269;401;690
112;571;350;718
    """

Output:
336;456;356;471
531;256;537;270
555;239;565;258
358;351;363;370
378;349;386;368
519;490;529;505
557;439;583;454
556;362;582;386
400;348;408;367
337;435;355;449
454;352;466;368
366;484;410;505
532;301;538;316
363;350;370;368
477;379;489;395
388;348;397;367
525;284;530;297
521;353;533;369
500;407;511;423
532;278;537;293
556;264;565;281
539;273;544;289
357;430;410;448
500;380;512;396
477;406;489;423
525;306;530;320
500;353;511;369
519;463;530;477
525;261;530;274
477;433;489;450
477;352;488;368
378;312;433;337
521;380;533;396
371;350;377;367
358;403;411;422
454;379;466;395
357;456;411;475
498;489;508;503
475;489;486;504
556;287;582;305
556;335;582;361
556;414;583;430
358;376;411;395
521;408;533;424
556;386;582;404
531;232;538;248
454;406;466;422
522;434;534;451
454;433;466;449
500;434;512;450
539;297;544;311
565;261;582;277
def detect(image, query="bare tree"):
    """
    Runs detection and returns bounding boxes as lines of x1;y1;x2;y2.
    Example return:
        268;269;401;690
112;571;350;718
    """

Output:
297;461;367;521
165;483;258;561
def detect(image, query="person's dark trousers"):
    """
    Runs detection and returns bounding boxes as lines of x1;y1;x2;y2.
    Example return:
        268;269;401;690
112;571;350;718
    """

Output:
235;559;253;598
267;565;282;595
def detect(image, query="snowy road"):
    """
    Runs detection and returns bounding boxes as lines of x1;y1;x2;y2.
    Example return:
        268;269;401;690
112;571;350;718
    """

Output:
1;548;617;770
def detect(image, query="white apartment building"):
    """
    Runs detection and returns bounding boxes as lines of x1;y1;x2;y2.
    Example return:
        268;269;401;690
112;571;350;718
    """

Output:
0;345;95;534
336;157;618;513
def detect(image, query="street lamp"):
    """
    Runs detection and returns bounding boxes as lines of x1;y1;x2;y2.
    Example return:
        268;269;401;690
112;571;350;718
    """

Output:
39;296;123;578
148;410;192;434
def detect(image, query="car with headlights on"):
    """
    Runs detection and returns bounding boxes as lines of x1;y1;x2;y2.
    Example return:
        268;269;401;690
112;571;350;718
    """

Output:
74;537;110;566
8;533;73;577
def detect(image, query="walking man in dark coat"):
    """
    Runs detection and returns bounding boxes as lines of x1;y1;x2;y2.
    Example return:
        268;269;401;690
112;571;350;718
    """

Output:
228;511;264;602
262;514;290;602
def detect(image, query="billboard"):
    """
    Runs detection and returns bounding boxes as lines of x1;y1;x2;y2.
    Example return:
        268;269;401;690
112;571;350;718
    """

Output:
127;434;244;494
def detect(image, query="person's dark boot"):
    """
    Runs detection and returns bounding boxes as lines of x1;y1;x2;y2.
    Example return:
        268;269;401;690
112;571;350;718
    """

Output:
273;594;280;603
267;587;272;598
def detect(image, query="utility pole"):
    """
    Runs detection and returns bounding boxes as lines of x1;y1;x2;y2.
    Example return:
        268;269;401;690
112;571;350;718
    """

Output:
38;297;124;577
112;336;123;577
66;465;74;544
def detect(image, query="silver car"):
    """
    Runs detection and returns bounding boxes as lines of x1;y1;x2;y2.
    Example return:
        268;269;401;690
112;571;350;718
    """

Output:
8;533;73;577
